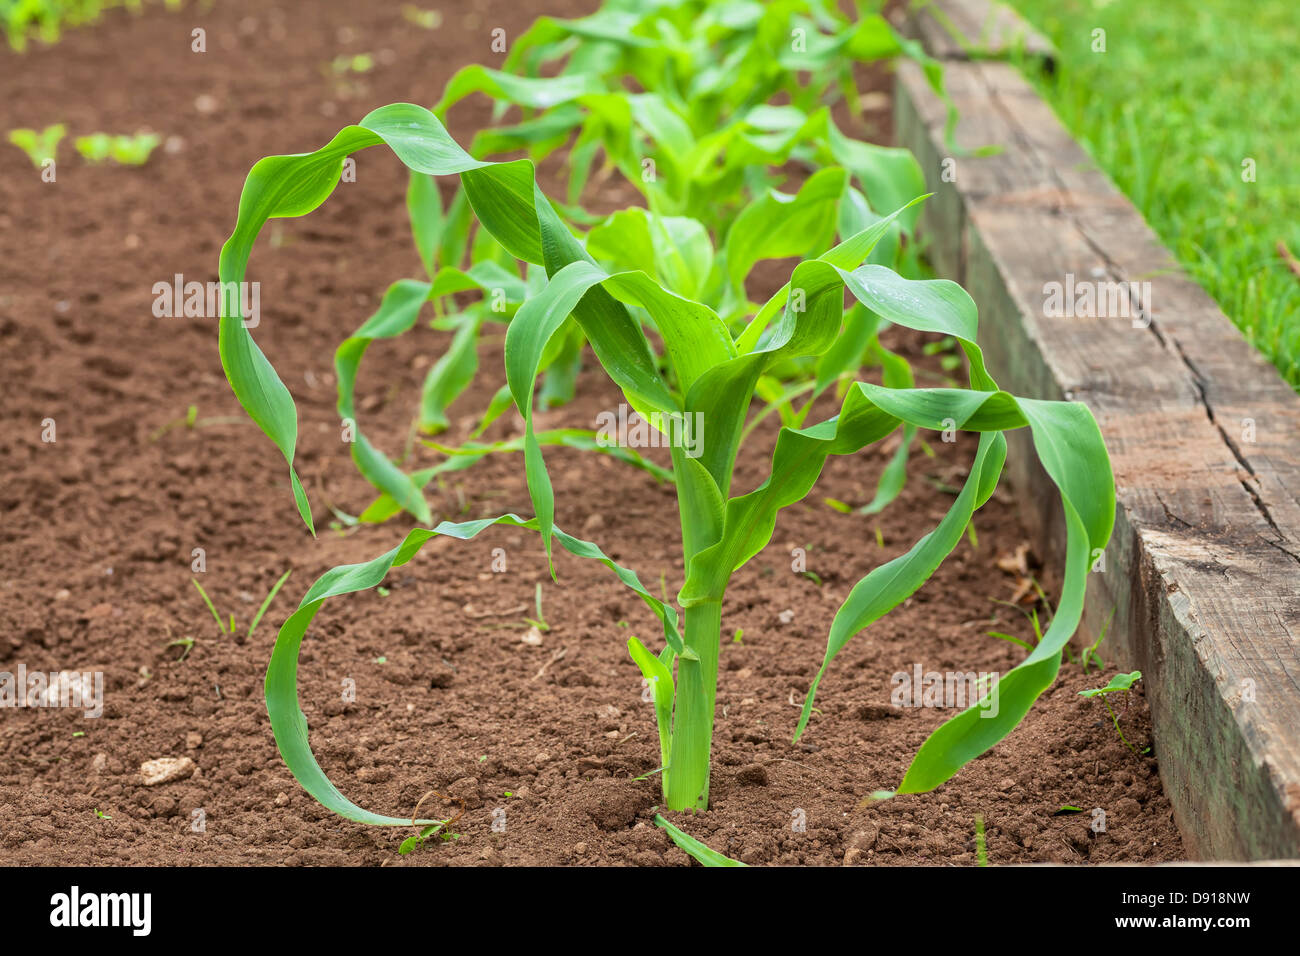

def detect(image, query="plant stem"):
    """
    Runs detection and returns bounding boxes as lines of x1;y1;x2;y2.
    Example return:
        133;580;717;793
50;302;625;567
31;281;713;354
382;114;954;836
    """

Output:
664;600;723;810
1103;697;1143;756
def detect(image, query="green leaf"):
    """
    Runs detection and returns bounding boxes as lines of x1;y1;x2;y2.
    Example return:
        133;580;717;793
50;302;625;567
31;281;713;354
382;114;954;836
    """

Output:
628;636;675;774
247;569;292;639
434;66;602;118
654;815;747;866
334;279;436;524
406;171;444;279
419;312;484;434
894;398;1114;793
724;166;847;290
1079;671;1142;697
506;256;739;561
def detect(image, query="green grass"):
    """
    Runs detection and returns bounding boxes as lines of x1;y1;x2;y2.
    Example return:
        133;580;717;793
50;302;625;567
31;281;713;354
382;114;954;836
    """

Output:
1011;0;1300;390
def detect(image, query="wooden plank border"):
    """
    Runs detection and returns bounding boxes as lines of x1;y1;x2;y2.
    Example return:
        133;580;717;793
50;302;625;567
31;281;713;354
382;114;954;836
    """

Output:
905;0;1056;68
894;1;1300;860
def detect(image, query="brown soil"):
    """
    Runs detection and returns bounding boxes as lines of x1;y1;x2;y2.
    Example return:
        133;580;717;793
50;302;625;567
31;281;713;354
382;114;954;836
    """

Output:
0;0;1185;865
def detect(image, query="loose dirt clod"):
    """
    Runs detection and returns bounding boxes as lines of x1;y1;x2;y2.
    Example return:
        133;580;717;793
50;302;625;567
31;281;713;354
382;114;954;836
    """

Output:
575;779;653;831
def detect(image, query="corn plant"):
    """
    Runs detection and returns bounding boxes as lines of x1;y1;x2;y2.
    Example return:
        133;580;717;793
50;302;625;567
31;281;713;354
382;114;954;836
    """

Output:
218;104;1114;821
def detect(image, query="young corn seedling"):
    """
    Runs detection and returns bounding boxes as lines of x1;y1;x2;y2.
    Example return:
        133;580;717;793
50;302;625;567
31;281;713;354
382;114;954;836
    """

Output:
7;123;66;168
190;570;292;642
218;104;1115;821
74;131;161;165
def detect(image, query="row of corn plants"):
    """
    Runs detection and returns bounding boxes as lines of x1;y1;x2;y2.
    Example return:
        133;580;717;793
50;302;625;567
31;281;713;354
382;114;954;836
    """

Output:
217;61;1115;828
330;0;954;526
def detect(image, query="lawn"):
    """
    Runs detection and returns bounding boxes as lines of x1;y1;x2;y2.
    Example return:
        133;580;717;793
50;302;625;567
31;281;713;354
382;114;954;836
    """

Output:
1011;0;1300;389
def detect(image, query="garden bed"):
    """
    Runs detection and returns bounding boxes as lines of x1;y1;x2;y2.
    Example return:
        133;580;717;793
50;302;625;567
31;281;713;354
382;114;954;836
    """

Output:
1;0;1185;865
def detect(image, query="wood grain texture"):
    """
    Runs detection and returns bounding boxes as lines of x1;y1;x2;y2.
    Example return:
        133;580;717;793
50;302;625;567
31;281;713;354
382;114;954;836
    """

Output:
894;32;1300;860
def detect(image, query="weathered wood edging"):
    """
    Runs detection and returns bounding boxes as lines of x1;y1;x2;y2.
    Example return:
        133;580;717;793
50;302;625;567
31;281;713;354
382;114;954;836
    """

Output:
895;0;1300;860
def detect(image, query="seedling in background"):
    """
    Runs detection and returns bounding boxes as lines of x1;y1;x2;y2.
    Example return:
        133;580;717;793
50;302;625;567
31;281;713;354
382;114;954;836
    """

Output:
7;123;65;167
987;627;1035;652
75;132;161;165
323;52;376;97
3;0;185;51
524;582;550;632
397;820;459;855
399;790;464;855
1081;608;1115;674
190;569;292;640
191;578;232;634
330;53;374;75
974;814;988;866
1080;670;1149;755
400;6;441;29
148;404;248;442
216;105;1115;825
988;582;1054;651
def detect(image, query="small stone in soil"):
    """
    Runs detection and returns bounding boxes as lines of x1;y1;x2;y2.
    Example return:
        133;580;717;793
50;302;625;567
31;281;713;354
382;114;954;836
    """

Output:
140;757;195;786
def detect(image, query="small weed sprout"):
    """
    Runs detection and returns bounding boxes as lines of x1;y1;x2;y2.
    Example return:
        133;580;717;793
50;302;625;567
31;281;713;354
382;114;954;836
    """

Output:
1079;670;1149;755
398;791;465;855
